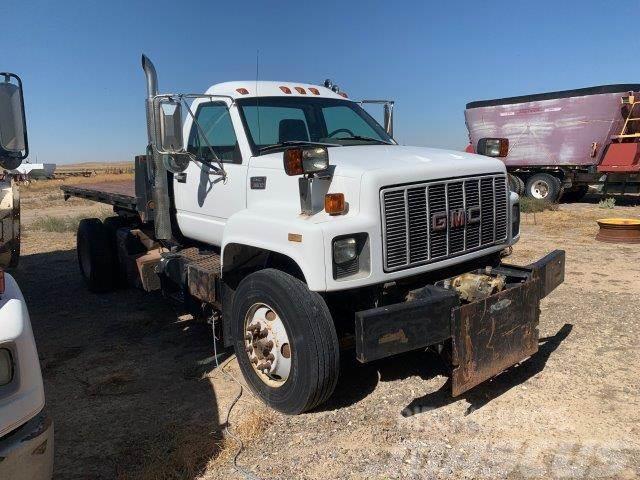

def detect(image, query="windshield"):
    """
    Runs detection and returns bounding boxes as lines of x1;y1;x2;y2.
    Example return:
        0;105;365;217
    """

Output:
236;96;394;155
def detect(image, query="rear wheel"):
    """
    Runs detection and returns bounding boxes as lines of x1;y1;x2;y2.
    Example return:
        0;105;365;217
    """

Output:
525;173;561;202
77;218;116;293
231;268;340;414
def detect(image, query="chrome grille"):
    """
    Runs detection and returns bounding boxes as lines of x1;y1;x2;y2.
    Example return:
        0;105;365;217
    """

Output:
381;174;509;272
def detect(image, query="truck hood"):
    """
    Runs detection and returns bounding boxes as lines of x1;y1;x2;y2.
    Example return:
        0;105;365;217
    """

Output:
325;145;506;181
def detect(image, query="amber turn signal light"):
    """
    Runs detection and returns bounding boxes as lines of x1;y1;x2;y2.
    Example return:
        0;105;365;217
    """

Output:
325;193;346;215
284;148;304;176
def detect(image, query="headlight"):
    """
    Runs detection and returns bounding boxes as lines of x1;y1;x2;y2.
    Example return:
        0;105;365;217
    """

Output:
0;348;14;386
333;237;357;264
512;203;520;237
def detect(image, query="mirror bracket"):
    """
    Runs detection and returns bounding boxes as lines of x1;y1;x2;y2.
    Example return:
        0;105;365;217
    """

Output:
152;93;234;179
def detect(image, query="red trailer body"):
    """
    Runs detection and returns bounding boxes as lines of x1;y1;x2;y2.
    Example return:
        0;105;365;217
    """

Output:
465;84;640;201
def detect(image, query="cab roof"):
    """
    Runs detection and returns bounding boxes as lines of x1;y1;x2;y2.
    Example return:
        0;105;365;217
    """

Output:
204;81;349;100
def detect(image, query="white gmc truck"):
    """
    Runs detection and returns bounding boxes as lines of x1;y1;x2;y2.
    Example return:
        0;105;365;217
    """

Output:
0;72;54;478
62;56;565;414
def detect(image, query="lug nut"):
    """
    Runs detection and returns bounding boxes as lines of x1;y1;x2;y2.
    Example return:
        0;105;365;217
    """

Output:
266;353;275;362
265;340;274;350
258;329;269;339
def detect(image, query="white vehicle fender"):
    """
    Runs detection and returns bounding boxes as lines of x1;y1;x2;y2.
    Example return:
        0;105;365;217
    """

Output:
221;209;327;291
0;273;45;438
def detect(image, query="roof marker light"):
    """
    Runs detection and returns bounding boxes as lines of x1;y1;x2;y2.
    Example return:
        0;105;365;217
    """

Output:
309;88;320;95
338;92;348;98
236;88;249;95
295;87;306;94
279;86;292;94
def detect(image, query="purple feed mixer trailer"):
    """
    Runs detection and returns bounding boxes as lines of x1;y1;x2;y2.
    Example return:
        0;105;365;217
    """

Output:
465;84;640;202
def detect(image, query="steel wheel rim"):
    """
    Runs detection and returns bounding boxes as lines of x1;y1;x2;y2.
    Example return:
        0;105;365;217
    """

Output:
531;180;549;199
243;303;292;388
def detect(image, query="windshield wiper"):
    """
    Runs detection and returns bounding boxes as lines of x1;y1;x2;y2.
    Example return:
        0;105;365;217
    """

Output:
258;140;342;154
336;135;392;145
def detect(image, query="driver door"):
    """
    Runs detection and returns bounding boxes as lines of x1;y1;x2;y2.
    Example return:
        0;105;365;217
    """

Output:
173;101;248;246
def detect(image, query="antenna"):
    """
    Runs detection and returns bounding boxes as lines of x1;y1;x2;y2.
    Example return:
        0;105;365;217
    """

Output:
255;50;261;145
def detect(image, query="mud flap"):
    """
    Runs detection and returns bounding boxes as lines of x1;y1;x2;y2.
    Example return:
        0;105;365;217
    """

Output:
450;278;541;396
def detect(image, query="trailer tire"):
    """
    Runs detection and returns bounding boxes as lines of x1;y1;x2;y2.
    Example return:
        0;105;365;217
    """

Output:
525;173;561;202
231;268;340;414
508;174;525;196
77;218;116;293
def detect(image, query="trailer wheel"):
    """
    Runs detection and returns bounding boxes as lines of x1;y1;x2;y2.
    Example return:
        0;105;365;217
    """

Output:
525;173;561;202
560;185;589;203
77;218;116;293
231;268;340;414
508;174;525;196
514;175;525;196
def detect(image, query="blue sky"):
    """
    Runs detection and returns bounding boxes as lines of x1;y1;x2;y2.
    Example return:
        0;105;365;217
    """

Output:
2;0;637;164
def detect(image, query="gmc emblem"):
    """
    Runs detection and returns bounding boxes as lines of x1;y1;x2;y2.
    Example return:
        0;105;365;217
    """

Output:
432;206;481;231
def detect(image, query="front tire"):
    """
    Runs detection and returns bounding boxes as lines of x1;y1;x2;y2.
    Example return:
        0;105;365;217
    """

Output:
525;173;561;202
231;269;340;414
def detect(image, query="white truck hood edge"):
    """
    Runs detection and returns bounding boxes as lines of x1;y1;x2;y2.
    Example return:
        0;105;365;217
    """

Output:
250;145;506;180
326;145;506;180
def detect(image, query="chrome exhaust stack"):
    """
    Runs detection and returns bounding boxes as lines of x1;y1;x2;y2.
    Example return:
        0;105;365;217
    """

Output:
141;54;172;240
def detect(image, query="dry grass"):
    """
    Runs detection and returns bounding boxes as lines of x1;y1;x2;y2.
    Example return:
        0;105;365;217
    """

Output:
114;406;271;480
519;197;559;213
27;211;110;232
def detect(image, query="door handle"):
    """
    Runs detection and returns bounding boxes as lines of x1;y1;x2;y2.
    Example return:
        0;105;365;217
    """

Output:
176;172;187;183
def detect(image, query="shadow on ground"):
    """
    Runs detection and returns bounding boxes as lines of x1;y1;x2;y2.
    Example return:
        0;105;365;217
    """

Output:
322;324;572;416
401;323;573;417
573;193;640;206
13;248;225;480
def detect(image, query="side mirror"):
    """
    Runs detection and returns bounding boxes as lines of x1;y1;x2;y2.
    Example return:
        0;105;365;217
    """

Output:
0;73;28;169
156;99;184;153
477;138;509;157
283;147;329;176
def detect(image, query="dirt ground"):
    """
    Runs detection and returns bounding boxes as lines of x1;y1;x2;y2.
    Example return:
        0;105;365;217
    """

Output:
15;178;640;479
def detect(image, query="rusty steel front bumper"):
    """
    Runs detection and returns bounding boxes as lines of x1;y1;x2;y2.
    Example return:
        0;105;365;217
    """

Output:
354;250;565;396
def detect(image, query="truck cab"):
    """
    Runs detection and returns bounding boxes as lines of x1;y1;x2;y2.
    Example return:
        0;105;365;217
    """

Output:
173;81;518;292
64;56;565;415
0;72;54;479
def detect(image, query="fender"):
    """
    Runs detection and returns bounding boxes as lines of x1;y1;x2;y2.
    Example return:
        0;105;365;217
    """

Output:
221;208;327;291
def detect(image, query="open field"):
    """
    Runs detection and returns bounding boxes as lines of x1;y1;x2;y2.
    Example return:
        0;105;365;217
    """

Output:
15;177;640;479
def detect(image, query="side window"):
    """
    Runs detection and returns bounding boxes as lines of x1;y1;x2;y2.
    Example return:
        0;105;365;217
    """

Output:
242;106;309;147
322;106;379;138
187;103;241;163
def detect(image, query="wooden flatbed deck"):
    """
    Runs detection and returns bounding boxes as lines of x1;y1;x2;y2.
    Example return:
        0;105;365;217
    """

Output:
61;180;137;211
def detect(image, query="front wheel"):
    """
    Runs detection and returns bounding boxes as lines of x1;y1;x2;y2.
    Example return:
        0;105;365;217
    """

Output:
231;269;340;414
525;173;561;202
